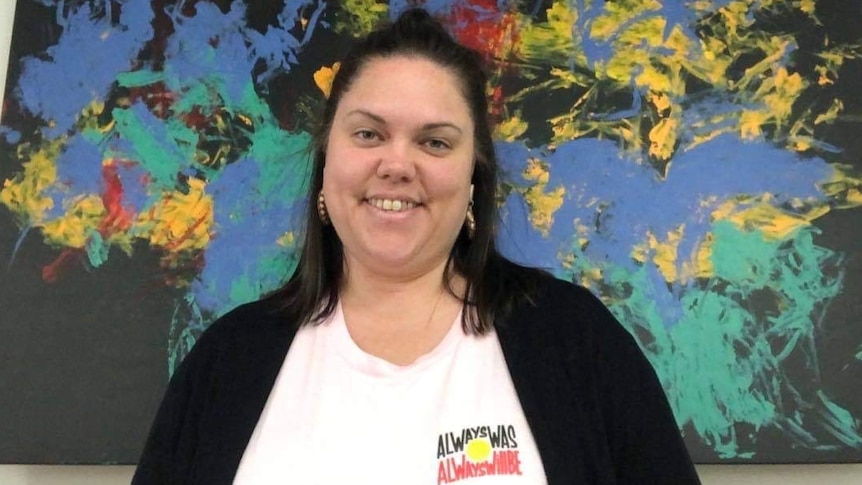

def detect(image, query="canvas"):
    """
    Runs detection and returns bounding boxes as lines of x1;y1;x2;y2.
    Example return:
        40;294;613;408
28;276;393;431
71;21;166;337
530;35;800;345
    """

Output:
1;0;860;464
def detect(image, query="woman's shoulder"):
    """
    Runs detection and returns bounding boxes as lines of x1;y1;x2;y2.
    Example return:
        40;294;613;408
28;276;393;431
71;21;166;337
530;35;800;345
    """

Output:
511;268;612;322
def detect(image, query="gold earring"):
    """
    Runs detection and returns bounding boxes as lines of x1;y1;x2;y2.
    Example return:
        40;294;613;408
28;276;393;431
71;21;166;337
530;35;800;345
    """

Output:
465;184;475;239
317;191;330;225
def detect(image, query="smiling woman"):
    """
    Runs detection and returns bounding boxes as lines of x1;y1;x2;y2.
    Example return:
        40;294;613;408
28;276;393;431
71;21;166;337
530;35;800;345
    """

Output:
130;8;700;485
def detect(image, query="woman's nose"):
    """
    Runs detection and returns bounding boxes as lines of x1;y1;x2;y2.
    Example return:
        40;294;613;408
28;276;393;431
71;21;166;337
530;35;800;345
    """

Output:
375;141;416;182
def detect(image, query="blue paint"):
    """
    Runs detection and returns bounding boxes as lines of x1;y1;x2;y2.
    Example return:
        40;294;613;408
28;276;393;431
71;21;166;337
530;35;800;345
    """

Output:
8;225;31;269
162;2;252;108
42;134;104;219
113;160;151;214
245;0;326;84
16;0;153;138
0;126;21;144
55;134;104;194
190;157;303;315
577;0;615;67
496;132;836;327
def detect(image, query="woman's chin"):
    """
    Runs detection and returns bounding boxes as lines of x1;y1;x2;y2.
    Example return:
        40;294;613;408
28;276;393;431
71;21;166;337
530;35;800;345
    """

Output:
349;245;442;278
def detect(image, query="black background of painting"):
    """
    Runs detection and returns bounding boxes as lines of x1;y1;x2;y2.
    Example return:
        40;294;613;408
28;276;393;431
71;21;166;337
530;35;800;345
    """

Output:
1;0;860;465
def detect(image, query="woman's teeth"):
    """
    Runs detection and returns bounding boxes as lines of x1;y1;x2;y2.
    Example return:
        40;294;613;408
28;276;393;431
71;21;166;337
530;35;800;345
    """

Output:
369;198;417;212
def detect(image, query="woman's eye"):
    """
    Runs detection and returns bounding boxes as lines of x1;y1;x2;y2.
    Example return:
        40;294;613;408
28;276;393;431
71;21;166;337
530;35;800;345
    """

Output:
425;139;451;151
354;130;379;141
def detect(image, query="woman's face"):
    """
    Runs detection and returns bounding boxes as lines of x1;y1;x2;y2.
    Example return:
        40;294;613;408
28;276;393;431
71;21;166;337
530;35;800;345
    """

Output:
322;55;475;280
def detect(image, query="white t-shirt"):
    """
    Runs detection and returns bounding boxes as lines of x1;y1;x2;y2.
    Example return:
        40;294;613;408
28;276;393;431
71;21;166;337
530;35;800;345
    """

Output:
234;303;547;485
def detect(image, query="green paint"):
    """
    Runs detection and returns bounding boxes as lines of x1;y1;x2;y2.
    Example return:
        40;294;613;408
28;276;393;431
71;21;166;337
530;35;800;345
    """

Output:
85;230;109;268
709;220;778;290
171;81;221;117
116;69;165;88
561;220;852;458
111;106;198;189
816;391;862;447
250;126;312;197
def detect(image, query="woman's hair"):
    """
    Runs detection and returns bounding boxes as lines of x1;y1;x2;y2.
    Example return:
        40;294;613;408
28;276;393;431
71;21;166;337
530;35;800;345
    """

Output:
270;7;544;333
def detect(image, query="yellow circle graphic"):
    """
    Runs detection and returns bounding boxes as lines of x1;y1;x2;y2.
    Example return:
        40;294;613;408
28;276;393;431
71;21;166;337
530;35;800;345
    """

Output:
465;438;492;462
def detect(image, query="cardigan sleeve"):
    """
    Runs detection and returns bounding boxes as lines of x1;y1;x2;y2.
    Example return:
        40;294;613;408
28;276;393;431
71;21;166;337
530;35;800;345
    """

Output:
589;296;702;484
131;326;220;485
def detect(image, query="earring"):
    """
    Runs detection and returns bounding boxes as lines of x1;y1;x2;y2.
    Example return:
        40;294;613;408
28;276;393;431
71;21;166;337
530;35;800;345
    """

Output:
465;184;476;239
317;191;330;226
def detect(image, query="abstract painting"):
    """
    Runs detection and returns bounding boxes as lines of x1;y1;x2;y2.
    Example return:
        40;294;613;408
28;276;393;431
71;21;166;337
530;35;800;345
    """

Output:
1;0;860;464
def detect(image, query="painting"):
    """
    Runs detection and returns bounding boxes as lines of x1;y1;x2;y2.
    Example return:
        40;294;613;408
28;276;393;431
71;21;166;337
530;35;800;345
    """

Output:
1;0;860;464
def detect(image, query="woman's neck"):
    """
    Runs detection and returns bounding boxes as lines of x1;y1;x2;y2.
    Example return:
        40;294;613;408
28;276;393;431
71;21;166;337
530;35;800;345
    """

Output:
338;260;465;365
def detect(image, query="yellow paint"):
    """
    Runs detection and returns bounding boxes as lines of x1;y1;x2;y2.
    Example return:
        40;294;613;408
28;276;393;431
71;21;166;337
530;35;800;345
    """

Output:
0;144;61;223
590;0;662;41
549;112;591;146
518;1;585;65
521;158;565;236
814;46;856;87
562;249;604;289
815;65;834;86
631;226;685;282
138;177;213;253
790;137;813;152
689;233;716;279
814;99;843;125
796;0;816;15
711;197;830;241
313;62;340;98
820;165;862;210
690;38;733;86
41;195;106;248
332;0;388;35
276;231;295;247
739;110;769;139
649;117;679;161
761;68;807;124
548;67;584;89
648;91;672;114
730;204;823;240
494;112;528;141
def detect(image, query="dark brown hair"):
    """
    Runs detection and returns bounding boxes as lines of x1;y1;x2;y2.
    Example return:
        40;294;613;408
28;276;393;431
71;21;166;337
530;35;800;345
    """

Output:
269;8;544;333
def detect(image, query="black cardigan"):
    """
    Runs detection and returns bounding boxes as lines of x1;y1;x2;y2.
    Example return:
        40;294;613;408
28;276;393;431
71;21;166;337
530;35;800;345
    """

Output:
133;275;701;484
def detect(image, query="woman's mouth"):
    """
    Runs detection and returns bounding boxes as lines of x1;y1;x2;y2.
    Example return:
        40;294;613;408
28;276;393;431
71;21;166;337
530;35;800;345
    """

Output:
367;198;419;212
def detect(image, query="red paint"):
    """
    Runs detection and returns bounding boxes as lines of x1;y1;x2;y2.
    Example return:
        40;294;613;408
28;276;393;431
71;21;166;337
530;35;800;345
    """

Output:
42;248;83;283
98;161;136;238
445;2;520;124
128;82;175;119
447;1;520;61
163;211;209;252
41;161;139;283
183;106;209;130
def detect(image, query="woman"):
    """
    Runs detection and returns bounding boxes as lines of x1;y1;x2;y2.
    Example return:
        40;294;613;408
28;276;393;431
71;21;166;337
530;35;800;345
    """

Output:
133;8;701;485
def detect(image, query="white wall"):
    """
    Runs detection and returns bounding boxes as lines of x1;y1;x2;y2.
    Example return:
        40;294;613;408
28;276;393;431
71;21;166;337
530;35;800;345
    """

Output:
0;0;13;116
0;1;859;483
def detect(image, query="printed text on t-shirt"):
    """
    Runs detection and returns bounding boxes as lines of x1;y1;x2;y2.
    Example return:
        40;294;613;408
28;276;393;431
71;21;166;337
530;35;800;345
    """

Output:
436;425;522;484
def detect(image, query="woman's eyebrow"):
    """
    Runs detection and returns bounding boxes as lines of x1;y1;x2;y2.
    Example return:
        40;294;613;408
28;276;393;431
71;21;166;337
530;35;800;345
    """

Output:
421;122;463;134
346;109;386;124
346;109;463;133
